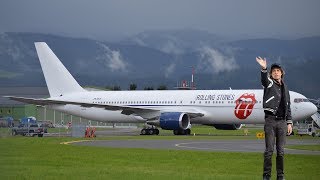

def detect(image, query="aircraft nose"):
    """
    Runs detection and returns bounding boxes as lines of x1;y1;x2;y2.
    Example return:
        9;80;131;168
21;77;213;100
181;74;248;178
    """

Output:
307;103;318;116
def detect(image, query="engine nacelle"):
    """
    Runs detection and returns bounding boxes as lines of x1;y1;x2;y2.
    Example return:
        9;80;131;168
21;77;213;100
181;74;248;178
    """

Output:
212;124;243;130
147;112;190;130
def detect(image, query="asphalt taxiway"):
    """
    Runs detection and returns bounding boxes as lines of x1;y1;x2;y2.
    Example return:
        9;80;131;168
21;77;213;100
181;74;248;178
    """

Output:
72;139;320;155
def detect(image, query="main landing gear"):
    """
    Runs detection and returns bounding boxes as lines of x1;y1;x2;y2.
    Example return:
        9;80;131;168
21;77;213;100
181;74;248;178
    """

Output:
140;125;191;136
140;128;160;135
173;129;191;135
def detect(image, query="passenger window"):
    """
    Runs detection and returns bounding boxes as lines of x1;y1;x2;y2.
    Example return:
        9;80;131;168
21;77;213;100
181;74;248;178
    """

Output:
294;98;309;103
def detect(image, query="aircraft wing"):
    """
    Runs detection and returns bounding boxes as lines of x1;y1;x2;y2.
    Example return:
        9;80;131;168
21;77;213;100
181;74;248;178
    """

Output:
4;96;204;119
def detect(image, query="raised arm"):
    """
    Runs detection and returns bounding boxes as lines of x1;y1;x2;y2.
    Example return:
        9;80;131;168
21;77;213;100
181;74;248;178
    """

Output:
256;57;269;88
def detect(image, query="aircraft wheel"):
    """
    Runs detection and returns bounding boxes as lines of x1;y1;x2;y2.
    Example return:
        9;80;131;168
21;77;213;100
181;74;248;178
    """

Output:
185;129;191;135
141;129;147;135
155;129;159;135
149;129;154;135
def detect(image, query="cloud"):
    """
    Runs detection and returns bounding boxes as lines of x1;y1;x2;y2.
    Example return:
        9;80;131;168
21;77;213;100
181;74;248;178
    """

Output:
160;39;184;55
0;33;38;72
158;35;185;55
131;37;147;46
198;46;238;74
96;42;128;72
164;62;176;78
132;34;185;55
0;33;24;61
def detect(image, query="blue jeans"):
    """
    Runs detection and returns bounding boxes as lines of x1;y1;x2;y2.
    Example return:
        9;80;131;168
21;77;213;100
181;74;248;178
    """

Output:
263;115;287;177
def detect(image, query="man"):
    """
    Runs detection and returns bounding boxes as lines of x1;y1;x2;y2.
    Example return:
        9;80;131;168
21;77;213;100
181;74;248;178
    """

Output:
256;57;293;180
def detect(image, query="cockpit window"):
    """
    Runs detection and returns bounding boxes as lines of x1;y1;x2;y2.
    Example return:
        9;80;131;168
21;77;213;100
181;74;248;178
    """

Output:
294;98;310;103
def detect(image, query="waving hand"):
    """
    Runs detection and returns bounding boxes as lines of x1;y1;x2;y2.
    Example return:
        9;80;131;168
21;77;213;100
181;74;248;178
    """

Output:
256;56;267;69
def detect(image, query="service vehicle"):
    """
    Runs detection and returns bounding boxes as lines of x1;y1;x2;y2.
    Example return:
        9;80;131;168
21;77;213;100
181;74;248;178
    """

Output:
12;123;45;137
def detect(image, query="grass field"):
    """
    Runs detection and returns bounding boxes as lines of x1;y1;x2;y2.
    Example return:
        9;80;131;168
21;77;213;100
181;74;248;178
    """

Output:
0;136;319;180
286;144;320;151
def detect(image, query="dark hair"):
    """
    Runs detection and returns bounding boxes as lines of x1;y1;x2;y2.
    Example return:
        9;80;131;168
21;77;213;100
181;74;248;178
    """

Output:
270;63;285;78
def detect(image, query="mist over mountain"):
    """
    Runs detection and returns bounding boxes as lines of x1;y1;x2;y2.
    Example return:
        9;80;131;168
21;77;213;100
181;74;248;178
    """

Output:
121;29;228;55
0;30;319;98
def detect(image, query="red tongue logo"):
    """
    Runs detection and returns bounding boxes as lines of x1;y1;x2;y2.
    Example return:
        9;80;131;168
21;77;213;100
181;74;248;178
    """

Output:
234;93;256;120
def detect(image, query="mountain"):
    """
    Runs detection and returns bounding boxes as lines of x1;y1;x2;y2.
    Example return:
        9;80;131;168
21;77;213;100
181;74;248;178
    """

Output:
0;32;178;87
0;31;319;98
121;29;227;55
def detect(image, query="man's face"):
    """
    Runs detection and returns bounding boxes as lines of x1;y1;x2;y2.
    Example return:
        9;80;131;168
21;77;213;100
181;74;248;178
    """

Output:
271;68;282;80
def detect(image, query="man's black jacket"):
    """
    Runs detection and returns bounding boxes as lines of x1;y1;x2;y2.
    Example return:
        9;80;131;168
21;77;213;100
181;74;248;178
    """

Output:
261;69;292;124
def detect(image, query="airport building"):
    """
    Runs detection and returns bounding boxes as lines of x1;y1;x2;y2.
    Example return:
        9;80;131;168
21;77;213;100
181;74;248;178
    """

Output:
0;87;44;120
0;87;91;125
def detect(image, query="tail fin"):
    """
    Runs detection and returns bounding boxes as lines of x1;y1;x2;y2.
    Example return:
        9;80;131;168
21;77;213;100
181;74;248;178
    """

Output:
34;42;85;97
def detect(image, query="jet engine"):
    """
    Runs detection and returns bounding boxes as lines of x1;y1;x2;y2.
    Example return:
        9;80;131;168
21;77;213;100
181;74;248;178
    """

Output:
212;124;243;130
147;112;190;130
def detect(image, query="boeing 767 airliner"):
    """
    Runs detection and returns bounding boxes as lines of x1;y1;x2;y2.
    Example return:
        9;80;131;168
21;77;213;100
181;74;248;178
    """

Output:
5;42;318;135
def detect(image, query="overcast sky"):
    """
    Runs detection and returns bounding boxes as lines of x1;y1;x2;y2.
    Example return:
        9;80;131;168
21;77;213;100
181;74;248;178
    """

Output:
0;0;319;41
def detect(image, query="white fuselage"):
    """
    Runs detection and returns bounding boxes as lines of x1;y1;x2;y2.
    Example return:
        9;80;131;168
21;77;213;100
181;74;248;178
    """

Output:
47;89;316;125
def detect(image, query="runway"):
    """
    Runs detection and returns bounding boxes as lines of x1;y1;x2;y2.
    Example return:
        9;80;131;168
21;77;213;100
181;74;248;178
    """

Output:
72;139;320;155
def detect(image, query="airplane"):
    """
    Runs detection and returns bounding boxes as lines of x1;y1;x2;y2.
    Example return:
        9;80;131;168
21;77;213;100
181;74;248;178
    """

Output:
5;42;318;135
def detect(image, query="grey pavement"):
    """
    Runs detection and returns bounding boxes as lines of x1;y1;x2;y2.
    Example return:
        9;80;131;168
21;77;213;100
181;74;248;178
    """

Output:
73;139;320;155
